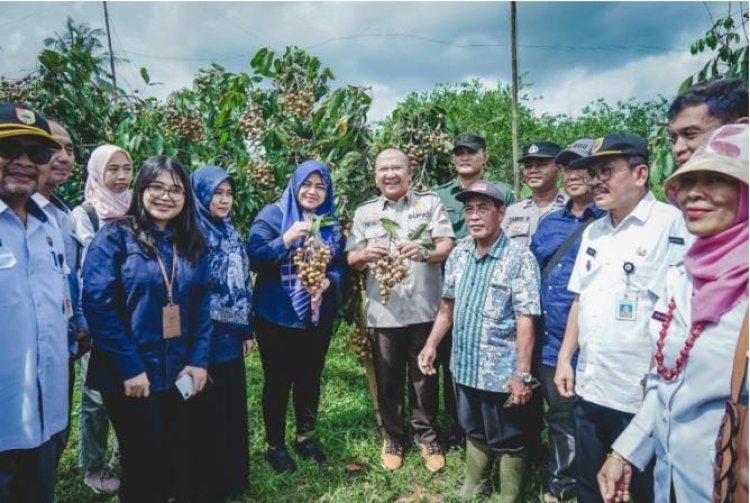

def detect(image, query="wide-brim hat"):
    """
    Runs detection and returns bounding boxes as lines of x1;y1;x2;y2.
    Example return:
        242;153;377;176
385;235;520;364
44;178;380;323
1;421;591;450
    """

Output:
664;124;748;201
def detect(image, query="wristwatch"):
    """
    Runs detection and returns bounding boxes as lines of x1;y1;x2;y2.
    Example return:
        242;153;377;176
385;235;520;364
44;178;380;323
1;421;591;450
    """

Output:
514;371;533;384
420;248;430;262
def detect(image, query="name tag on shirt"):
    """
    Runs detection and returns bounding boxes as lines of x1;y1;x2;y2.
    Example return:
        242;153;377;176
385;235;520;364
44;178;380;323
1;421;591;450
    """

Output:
615;291;637;321
508;220;530;237
62;277;74;320
668;236;685;245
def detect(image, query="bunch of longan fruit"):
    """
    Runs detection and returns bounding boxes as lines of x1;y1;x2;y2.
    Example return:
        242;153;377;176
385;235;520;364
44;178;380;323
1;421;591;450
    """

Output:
373;254;409;303
246;161;275;187
280;88;315;120
349;326;371;361
293;237;332;292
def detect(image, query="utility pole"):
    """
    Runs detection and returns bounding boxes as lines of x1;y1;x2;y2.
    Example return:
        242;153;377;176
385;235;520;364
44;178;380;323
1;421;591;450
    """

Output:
510;1;520;198
102;1;117;89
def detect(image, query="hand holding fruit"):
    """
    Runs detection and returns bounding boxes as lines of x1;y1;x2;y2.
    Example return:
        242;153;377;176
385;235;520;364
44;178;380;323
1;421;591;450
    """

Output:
363;241;389;263
398;241;424;262
283;221;312;248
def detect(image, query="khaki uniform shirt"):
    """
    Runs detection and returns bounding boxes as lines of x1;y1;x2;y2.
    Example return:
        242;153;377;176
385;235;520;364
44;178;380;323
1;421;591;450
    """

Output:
501;190;568;246
346;190;455;328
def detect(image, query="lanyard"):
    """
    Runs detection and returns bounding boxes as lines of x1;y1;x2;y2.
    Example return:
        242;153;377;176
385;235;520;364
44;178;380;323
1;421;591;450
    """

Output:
156;243;178;304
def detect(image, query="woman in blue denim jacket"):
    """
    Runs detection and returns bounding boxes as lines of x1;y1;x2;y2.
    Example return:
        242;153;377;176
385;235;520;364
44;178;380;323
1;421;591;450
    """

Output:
189;165;253;501
82;155;211;503
248;160;346;473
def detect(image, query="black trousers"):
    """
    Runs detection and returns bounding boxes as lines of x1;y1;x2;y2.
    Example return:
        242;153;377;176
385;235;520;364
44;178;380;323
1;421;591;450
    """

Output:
103;390;191;503
0;430;66;503
574;398;654;503
190;357;249;501
539;364;577;499
436;329;462;437
456;383;524;453
370;323;439;445
255;317;333;448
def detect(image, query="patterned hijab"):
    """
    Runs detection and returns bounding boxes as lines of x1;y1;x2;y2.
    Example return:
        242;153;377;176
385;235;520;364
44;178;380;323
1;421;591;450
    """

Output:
190;165;251;327
277;160;342;322
84;144;133;221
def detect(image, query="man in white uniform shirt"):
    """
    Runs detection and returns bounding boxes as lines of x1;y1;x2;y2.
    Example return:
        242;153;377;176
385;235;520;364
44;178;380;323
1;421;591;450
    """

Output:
553;134;692;503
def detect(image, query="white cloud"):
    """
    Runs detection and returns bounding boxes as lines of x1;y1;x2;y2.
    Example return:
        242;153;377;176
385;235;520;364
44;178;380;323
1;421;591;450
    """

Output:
529;49;714;117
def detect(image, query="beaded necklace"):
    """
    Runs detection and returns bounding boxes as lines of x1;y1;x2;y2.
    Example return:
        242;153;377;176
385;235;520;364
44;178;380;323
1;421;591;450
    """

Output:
654;297;706;381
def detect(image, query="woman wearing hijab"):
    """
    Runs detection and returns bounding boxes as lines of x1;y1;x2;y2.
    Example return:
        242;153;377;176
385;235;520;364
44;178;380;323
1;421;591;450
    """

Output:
598;124;749;503
247;160;346;474
71;144;134;494
72;144;134;247
189;165;253;501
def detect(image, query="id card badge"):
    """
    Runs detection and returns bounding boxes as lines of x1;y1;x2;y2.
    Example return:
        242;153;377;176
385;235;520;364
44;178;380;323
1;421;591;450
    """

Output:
508;220;530;238
162;303;182;339
62;276;74;320
615;291;637;321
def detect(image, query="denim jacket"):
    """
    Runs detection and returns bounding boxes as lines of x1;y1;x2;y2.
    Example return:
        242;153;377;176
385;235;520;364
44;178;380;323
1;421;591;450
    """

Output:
82;219;212;394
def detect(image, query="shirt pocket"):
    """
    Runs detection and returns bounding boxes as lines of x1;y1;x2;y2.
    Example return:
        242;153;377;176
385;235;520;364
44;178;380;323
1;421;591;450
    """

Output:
483;281;511;321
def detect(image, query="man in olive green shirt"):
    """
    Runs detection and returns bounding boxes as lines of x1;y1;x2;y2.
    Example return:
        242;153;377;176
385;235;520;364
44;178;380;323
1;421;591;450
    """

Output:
434;132;514;449
435;132;515;240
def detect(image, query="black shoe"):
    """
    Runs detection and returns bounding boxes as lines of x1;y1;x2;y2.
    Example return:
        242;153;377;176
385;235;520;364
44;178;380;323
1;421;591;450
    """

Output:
265;446;297;474
294;438;327;464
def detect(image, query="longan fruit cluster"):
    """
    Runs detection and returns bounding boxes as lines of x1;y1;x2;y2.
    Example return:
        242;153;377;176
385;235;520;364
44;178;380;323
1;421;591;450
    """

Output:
246;161;275;187
280;88;315;120
239;102;265;141
292;238;332;292
349;326;371;361
402;129;453;168
373;254;409;303
0;77;32;103
165;103;203;141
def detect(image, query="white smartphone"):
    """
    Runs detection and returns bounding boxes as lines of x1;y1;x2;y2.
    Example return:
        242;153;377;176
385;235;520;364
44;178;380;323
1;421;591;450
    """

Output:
175;374;193;400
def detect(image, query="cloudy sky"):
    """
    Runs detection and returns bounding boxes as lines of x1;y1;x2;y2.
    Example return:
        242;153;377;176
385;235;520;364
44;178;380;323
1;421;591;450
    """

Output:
0;1;744;122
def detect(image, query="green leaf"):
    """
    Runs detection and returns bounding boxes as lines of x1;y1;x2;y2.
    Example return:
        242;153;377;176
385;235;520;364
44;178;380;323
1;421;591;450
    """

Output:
678;75;694;93
379;217;401;236
407;223;428;241
140;67;150;84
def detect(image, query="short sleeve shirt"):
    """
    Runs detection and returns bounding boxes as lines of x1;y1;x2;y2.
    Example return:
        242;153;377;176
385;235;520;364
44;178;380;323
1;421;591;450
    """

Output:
443;233;541;392
501;191;568;246
346;191;454;328
567;192;693;413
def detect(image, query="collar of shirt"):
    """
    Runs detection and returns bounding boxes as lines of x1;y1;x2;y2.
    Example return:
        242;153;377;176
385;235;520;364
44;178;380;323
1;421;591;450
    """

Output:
604;191;656;231
468;231;508;261
562;200;603;221
1;196;48;223
378;190;413;210
524;190;566;209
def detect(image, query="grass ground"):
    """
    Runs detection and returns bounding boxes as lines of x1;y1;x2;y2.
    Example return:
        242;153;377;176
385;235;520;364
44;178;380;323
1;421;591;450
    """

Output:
54;325;552;502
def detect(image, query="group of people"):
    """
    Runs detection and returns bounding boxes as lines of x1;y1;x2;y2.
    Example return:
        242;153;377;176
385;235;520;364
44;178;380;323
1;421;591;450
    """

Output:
0;76;746;503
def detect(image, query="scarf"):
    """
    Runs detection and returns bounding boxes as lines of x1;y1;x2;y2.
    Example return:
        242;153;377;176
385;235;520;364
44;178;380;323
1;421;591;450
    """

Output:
685;183;749;326
190;165;251;326
84;144;133;221
277;160;342;323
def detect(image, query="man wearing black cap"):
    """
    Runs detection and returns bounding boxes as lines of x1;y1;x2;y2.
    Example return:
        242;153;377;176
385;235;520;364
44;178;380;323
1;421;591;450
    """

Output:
502;141;568;246
418;180;540;501
553;134;691;503
434;131;514;449
0;103;69;502
529;139;605;503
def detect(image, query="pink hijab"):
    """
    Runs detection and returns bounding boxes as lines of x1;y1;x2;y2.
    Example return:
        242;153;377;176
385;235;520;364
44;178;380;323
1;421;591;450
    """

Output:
84;145;133;221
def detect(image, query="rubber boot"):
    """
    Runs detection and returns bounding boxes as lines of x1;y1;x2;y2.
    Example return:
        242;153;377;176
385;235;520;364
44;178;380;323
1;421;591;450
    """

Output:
496;451;526;503
458;437;493;500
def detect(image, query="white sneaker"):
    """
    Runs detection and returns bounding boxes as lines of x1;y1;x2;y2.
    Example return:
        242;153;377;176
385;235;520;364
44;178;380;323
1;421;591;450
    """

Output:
84;466;120;494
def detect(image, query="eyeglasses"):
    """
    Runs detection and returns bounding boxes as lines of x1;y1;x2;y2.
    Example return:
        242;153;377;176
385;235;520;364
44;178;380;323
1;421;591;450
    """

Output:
0;142;53;165
586;164;616;182
145;183;185;200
